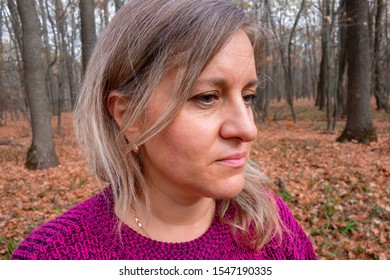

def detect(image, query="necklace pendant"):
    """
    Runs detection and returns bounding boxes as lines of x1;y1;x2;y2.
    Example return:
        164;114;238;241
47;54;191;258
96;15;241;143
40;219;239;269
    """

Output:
134;217;143;227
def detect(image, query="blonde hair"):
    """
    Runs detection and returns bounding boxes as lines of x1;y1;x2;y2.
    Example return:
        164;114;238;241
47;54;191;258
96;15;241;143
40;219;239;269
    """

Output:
74;0;282;251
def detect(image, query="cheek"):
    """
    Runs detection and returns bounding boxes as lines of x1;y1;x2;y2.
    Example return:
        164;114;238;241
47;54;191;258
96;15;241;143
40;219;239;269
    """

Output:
155;124;205;159
145;117;215;167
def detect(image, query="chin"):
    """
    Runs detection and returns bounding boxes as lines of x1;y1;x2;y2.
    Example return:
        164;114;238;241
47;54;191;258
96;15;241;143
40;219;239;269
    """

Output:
212;176;245;199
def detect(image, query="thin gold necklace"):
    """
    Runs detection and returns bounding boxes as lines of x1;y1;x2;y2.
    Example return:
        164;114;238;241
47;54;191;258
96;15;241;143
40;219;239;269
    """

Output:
131;206;151;238
131;200;216;239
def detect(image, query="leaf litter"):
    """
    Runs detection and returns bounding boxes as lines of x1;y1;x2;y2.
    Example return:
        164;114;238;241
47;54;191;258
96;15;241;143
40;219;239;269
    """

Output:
0;102;389;259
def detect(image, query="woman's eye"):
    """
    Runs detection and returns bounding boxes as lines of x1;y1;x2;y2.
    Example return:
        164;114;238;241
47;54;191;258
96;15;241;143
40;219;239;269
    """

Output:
243;93;257;105
194;93;219;105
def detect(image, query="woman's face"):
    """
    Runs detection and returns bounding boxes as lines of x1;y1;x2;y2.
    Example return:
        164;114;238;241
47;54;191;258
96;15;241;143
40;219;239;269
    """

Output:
142;30;258;202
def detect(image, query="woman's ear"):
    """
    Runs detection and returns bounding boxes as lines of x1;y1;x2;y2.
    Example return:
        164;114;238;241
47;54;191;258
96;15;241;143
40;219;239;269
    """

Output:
107;91;128;128
107;91;139;139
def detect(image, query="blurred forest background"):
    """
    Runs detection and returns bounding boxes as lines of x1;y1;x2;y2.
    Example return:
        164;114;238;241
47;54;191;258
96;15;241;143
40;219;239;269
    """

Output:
0;0;389;259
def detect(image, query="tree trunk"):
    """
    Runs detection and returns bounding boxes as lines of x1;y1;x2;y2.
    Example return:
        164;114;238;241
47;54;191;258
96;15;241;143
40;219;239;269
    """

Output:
80;0;96;74
284;0;306;122
316;0;331;112
67;3;79;107
337;0;377;144
55;0;72;112
372;0;389;112
315;42;326;110
7;0;29;121
103;0;110;27
16;0;59;169
305;19;317;100
336;0;347;119
39;0;58;115
0;3;5;119
324;0;332;131
114;0;124;12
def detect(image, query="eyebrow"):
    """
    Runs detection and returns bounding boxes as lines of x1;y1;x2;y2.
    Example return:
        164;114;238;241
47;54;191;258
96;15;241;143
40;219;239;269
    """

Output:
195;78;259;88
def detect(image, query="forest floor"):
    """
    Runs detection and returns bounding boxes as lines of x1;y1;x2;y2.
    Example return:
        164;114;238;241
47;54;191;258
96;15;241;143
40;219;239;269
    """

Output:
0;99;389;260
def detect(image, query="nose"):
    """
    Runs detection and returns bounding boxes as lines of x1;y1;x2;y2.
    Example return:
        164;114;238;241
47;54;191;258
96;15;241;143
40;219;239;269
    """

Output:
219;96;258;142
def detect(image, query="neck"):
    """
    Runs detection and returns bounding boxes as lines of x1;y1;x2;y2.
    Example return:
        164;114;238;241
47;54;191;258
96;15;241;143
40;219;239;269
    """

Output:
130;191;216;242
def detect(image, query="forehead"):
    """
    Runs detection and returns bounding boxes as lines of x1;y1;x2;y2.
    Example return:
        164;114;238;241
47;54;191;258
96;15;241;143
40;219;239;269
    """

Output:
149;30;256;100
218;30;254;57
195;30;257;86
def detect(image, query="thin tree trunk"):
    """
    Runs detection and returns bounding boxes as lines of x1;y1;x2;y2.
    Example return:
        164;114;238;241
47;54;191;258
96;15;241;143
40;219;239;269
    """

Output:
7;0;29;121
39;0;58;115
114;0;124;12
16;0;59;169
284;0;306;122
337;0;377;144
336;0;347;119
324;0;332;131
305;17;317;100
67;3;78;107
0;3;5;118
55;0;72;112
372;0;389;112
79;0;96;74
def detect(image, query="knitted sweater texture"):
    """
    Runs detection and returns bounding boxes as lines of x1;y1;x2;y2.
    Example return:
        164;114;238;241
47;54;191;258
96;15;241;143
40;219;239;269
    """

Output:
12;188;316;260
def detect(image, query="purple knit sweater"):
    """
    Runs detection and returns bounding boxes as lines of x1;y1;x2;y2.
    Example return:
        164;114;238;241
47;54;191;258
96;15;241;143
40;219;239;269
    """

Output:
12;188;316;260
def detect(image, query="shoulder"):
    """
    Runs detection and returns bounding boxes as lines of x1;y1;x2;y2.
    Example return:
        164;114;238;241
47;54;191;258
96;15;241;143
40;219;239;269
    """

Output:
11;188;115;260
274;195;301;227
271;195;317;260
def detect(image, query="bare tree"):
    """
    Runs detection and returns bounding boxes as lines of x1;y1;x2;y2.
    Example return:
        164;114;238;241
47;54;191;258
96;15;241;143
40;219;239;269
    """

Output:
114;0;124;12
282;0;306;122
372;0;389;112
38;0;58;120
335;0;347;119
322;0;333;131
315;0;334;116
16;0;59;169
266;0;306;122
54;0;74;135
6;0;28;119
79;0;96;74
0;2;5;120
337;0;377;144
65;1;80;107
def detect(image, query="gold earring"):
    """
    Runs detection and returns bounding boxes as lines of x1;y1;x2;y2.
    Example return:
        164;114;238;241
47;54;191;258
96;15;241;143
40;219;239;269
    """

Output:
131;144;139;153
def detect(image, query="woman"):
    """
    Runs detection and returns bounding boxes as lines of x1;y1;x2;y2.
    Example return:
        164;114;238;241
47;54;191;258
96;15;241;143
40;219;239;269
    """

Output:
12;0;316;259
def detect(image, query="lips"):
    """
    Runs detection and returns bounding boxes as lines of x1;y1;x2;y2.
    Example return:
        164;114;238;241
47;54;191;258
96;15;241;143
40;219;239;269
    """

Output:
216;152;247;168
